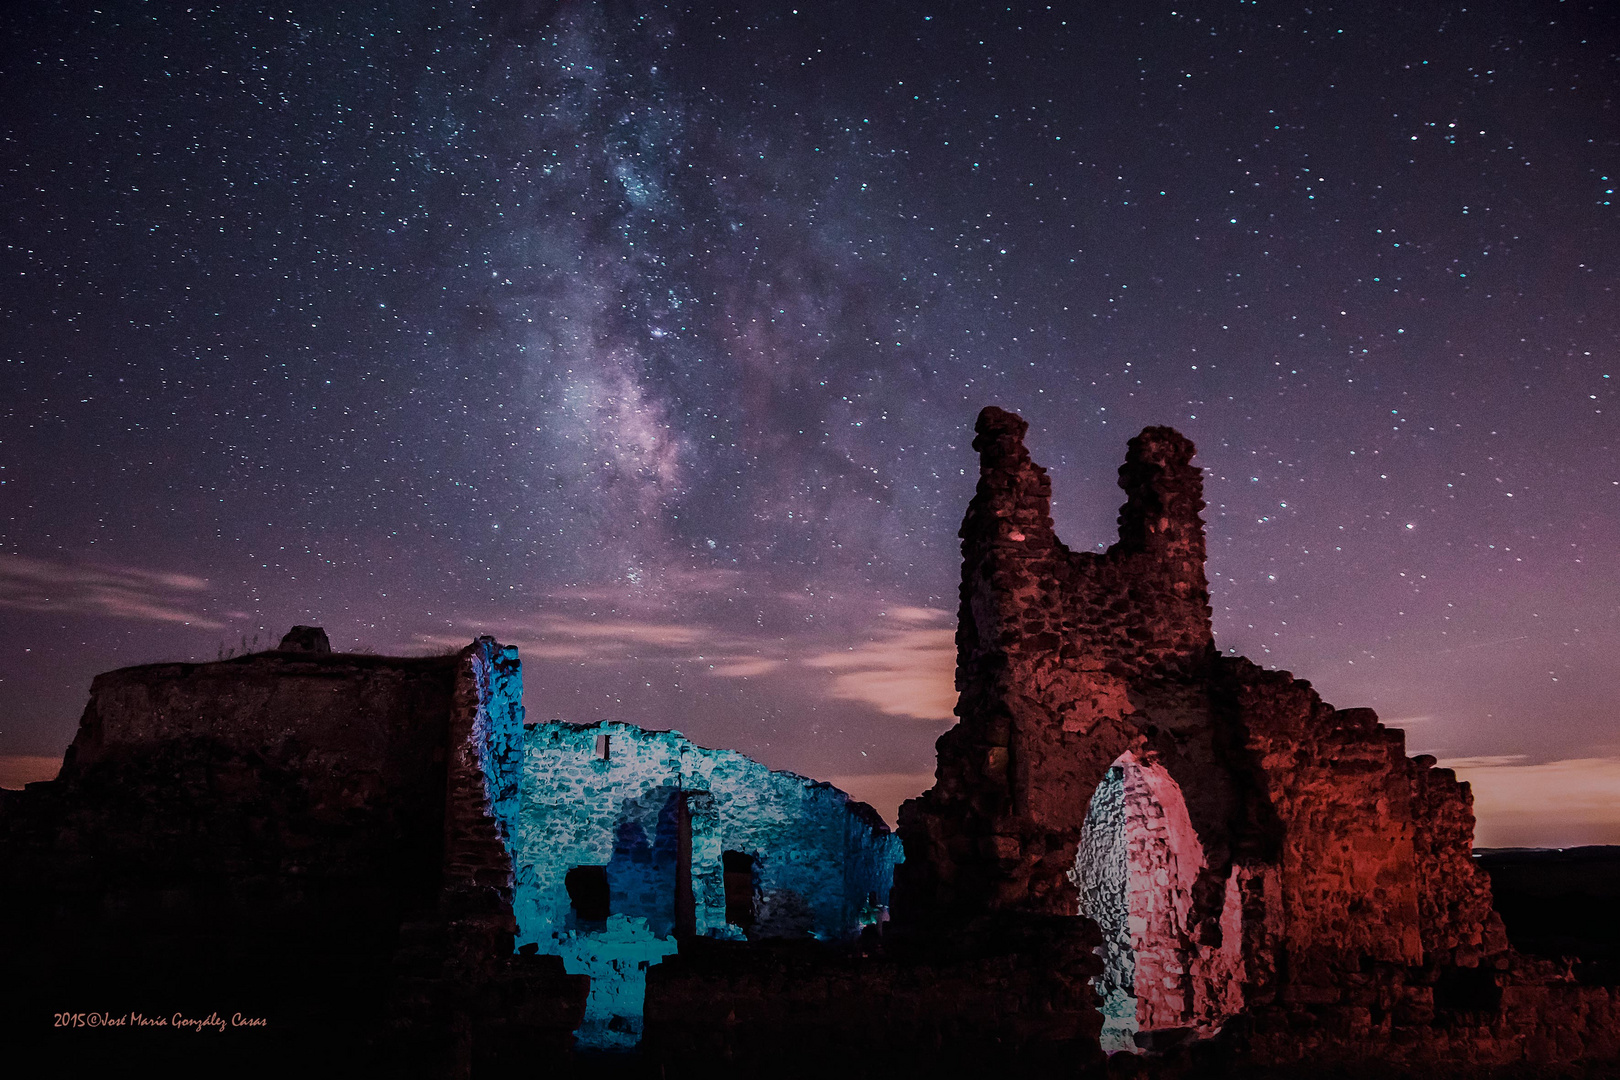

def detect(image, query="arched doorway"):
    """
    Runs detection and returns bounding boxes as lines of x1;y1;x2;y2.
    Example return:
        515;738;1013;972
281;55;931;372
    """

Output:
1072;752;1244;1054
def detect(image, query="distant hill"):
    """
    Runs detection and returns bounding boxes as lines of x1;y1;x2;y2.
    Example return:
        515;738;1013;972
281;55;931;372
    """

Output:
1475;846;1620;981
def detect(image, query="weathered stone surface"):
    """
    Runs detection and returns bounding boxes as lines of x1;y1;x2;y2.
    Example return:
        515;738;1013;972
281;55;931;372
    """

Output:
892;406;1617;1069
394;638;590;1075
896;412;1225;928
512;719;902;1049
0;638;585;1075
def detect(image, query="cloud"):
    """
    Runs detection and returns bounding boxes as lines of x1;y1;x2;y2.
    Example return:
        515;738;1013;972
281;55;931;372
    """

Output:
414;592;959;717
0;554;224;628
413;612;780;678
803;608;957;720
1440;756;1620;848
1436;754;1527;769
888;605;948;623
705;658;781;677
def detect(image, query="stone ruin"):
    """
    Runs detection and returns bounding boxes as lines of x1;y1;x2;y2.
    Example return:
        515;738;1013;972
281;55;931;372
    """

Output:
2;406;1617;1077
0;631;902;1074
0;635;586;1074
510;720;900;1050
891;406;1617;1067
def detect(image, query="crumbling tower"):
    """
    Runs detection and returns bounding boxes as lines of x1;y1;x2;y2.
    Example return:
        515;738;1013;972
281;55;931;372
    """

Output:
896;407;1221;921
895;406;1514;1052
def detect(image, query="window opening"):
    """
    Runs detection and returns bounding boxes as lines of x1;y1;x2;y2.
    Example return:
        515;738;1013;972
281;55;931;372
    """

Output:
722;850;755;929
565;865;610;923
594;734;611;760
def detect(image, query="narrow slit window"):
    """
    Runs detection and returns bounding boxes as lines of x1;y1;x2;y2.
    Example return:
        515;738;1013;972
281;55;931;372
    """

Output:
594;733;610;760
723;850;755;929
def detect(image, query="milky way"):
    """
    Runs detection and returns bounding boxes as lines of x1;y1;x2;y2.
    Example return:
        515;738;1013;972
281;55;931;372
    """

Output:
2;1;1616;843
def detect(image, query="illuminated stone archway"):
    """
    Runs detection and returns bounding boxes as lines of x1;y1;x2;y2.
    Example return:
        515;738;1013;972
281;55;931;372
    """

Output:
1072;752;1245;1054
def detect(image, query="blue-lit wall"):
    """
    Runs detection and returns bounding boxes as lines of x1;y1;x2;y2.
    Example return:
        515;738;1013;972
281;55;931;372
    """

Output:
511;720;903;1049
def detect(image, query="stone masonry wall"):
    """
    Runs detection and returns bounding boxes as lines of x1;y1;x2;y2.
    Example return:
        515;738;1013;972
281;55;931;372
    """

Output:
1217;665;1428;978
892;406;1617;1070
893;407;1483;967
0;645;463;1067
1076;764;1136;1051
1409;753;1507;961
1076;755;1246;1053
0;637;586;1075
512;719;903;1048
389;637;588;1075
895;408;1222;925
516;720;901;946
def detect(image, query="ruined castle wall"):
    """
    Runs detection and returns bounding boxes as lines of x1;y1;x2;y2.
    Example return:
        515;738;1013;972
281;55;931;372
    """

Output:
403;638;587;1069
892;407;1556;1063
6;648;464;947
897;411;1231;927
514;721;900;947
0;640;587;1071
1076;755;1247;1051
512;720;903;1048
61;649;462;825
1219;667;1426;974
1408;754;1507;960
1076;764;1136;1051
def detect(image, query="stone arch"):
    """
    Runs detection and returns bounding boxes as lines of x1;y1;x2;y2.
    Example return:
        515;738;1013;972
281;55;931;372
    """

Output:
1071;751;1245;1054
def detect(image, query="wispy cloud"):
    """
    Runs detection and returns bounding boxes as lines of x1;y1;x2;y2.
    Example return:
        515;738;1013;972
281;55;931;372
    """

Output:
1438;754;1527;769
803;607;957;720
413;587;959;718
413;612;779;679
0;554;224;628
706;657;781;677
1441;755;1620;848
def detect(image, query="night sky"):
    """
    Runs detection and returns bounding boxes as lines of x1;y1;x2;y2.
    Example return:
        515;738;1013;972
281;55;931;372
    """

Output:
2;1;1616;845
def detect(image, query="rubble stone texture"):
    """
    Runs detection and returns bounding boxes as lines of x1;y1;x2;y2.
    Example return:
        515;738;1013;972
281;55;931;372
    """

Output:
514;719;902;1049
1074;754;1245;1051
0;638;586;1075
893;406;1618;1066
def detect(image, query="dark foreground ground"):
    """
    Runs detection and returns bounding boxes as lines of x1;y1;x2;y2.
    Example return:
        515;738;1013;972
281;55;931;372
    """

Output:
6;848;1618;1078
1476;847;1620;985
